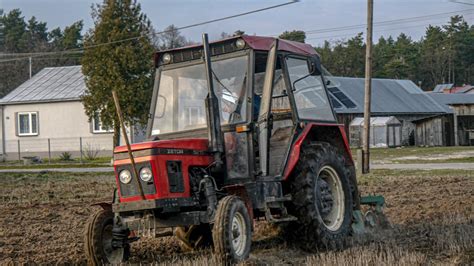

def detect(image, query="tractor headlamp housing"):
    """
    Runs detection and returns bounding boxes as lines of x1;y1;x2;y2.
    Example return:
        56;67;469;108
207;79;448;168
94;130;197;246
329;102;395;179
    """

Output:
119;169;132;184
162;53;172;64
139;167;153;182
155;37;247;67
235;38;246;49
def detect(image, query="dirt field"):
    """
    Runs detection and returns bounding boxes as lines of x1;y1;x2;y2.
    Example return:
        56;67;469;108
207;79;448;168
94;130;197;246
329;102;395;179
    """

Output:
0;169;473;265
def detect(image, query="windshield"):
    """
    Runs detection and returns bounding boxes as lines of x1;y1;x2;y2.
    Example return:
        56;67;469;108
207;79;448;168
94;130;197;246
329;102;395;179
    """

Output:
151;56;248;135
286;57;335;121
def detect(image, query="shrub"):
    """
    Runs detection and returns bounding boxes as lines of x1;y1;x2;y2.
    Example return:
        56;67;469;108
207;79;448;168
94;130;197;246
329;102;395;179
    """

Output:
59;152;72;161
82;144;100;161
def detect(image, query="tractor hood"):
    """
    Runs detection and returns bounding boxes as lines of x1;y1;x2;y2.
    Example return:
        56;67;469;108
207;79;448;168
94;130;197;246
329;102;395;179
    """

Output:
114;138;209;154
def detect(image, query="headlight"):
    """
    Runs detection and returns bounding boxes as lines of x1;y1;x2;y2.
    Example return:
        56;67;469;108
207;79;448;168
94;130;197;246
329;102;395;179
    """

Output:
119;169;132;184
140;167;153;182
235;38;246;49
162;53;172;64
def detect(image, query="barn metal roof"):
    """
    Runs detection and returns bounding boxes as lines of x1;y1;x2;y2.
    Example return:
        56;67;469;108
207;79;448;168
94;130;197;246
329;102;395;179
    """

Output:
428;93;474;105
328;77;448;115
0;65;85;105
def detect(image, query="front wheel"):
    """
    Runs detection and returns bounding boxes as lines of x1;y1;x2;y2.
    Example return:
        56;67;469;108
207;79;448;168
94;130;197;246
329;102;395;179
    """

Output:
84;209;129;264
212;196;252;262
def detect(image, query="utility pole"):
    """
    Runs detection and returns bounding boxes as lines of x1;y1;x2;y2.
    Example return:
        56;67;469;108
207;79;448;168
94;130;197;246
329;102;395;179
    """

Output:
362;0;374;174
29;57;32;79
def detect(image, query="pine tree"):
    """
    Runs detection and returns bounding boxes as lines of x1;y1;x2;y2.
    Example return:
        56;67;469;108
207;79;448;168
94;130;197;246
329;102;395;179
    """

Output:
62;21;83;49
81;0;154;147
1;9;27;52
279;30;306;43
420;25;449;88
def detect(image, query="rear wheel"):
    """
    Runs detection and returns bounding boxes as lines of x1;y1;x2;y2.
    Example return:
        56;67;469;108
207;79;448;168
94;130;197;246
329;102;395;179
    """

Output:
287;141;353;250
84;209;129;264
212;196;252;262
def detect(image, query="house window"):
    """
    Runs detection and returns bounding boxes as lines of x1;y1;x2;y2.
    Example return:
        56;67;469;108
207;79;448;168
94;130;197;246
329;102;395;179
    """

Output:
185;107;202;127
17;112;38;136
92;113;113;133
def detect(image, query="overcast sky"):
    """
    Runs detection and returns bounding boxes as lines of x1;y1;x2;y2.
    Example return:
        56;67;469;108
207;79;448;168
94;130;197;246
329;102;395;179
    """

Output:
1;0;473;46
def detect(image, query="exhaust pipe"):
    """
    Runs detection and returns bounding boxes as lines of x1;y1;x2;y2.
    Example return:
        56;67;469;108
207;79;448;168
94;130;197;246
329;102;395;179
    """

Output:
202;33;225;171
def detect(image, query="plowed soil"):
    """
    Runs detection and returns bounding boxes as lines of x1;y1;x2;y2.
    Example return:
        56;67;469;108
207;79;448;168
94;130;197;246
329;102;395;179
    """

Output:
0;170;472;265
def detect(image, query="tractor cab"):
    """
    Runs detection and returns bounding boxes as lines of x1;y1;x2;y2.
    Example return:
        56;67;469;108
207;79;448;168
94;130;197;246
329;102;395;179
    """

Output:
85;34;387;264
147;35;338;183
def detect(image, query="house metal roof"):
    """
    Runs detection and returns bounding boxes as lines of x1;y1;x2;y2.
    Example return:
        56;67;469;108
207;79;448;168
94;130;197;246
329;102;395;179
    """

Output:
433;83;454;93
453;85;474;94
0;65;85;105
328;77;448;115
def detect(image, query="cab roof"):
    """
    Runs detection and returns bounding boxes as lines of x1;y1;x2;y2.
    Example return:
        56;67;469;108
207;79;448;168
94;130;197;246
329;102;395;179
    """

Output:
240;35;317;56
155;35;317;57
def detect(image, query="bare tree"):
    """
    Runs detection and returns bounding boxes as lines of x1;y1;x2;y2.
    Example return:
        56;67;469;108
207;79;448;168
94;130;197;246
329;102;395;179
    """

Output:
220;31;230;39
158;24;190;50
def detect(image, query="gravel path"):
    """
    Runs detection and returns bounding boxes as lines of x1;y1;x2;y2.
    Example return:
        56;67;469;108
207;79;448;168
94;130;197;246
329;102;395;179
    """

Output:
371;163;474;170
0;167;114;173
0;163;472;173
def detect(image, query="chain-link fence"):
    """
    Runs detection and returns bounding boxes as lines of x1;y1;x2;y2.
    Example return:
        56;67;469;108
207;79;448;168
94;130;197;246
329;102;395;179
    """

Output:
3;135;113;162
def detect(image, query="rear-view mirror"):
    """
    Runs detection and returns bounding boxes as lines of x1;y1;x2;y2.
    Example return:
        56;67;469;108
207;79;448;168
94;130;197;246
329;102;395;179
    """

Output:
308;55;322;76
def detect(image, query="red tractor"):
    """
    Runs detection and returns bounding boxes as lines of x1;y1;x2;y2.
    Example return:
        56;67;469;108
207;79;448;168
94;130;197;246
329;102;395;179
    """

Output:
84;34;386;264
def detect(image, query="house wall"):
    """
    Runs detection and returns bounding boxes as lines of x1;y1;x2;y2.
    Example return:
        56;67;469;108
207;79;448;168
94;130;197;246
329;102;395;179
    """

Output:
1;101;114;160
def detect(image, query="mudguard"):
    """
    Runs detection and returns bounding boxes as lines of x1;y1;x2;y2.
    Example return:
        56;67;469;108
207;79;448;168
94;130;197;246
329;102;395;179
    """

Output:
283;123;353;180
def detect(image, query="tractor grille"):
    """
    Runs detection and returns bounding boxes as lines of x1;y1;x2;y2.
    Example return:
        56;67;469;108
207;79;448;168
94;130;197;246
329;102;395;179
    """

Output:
117;162;156;198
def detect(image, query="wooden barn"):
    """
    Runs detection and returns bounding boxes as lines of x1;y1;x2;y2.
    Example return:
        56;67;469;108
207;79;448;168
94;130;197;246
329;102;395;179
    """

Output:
327;77;448;147
413;116;454;146
428;93;474;146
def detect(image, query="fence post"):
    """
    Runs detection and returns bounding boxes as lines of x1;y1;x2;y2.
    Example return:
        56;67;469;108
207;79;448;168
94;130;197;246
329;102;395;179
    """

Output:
80;137;83;164
17;139;21;162
48;138;51;164
356;149;363;176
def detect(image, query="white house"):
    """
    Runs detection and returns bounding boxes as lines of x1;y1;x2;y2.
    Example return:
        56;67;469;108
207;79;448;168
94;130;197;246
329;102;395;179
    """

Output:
0;66;144;161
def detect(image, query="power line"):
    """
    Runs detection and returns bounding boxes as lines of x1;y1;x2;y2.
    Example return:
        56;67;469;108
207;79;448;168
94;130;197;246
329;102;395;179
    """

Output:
0;50;83;57
303;8;474;36
266;8;473;38
0;56;83;63
449;0;474;5
0;0;298;61
1;2;471;63
305;14;474;42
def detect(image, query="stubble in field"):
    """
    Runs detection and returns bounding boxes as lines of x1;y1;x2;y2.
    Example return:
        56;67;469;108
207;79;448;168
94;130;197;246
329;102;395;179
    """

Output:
0;170;472;264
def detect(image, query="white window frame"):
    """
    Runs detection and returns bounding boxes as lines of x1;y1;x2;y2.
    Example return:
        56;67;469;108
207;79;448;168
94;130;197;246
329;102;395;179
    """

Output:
17;112;38;136
92;113;113;133
185;106;201;126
